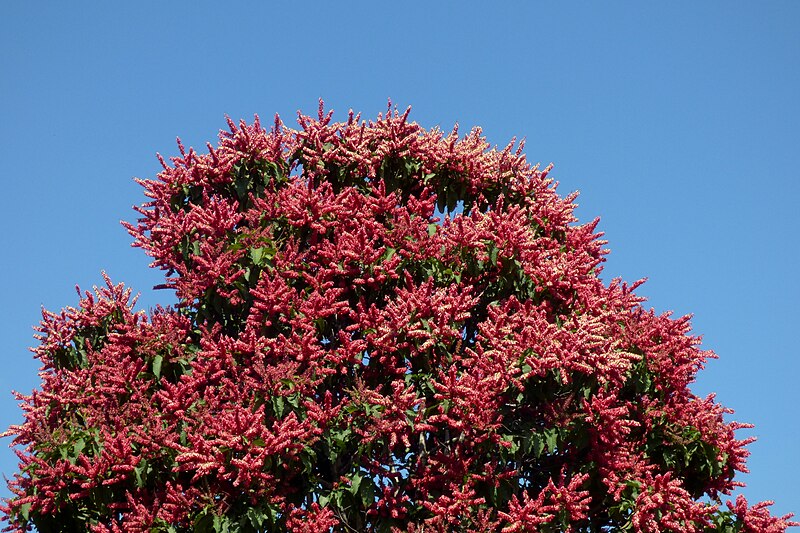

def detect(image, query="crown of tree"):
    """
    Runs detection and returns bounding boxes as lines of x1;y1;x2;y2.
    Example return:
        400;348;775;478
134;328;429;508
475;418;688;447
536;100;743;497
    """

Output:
3;103;796;532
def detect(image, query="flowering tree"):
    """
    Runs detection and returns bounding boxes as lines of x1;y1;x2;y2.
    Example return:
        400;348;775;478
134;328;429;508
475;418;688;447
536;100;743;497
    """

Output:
3;103;797;532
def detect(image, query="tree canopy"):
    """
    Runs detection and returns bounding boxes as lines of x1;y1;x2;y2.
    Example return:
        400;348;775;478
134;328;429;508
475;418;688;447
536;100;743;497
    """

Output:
3;103;796;532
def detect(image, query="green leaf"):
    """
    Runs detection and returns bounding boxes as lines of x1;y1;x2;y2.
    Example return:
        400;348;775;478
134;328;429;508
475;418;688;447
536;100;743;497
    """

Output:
72;437;86;457
287;394;300;409
533;434;545;457
545;428;558;452
133;459;148;488
489;244;499;266
152;354;163;379
273;396;285;417
503;436;519;454
359;477;376;507
350;472;363;494
246;507;269;529
250;245;275;267
250;247;264;264
234;174;250;201
193;509;214;533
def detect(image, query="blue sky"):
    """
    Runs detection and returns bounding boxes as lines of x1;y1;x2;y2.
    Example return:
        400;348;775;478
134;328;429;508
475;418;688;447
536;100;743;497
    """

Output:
1;1;798;521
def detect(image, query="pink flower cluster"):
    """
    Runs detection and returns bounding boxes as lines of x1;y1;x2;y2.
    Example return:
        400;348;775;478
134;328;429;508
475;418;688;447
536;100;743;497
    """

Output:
3;103;796;531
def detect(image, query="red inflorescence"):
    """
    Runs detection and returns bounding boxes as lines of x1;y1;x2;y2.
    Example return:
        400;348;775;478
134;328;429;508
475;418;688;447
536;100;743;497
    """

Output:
3;103;797;531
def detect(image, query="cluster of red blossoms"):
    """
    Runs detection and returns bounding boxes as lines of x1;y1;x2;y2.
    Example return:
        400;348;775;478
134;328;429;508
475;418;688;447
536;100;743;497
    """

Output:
3;103;797;531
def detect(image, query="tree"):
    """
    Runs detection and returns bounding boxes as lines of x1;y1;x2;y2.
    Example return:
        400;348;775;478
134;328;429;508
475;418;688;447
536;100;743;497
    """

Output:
3;103;797;532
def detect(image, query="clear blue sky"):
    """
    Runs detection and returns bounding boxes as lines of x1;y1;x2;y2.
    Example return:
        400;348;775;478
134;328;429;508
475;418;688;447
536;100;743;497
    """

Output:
1;1;798;521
